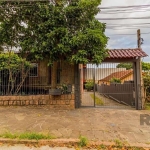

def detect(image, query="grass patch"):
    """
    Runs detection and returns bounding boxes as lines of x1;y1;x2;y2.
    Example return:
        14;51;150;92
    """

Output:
0;131;54;140
98;144;106;149
146;141;150;145
145;103;150;110
0;131;18;139
90;94;104;105
78;136;88;147
114;139;123;148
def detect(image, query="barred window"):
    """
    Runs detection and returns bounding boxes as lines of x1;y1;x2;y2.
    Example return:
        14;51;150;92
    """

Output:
29;63;38;77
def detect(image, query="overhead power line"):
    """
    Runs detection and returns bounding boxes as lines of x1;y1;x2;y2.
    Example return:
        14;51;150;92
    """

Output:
100;7;150;12
107;32;150;36
106;25;150;29
99;6;150;13
106;23;150;25
96;16;150;20
100;9;150;14
106;24;150;27
106;28;150;30
98;4;150;9
107;26;150;28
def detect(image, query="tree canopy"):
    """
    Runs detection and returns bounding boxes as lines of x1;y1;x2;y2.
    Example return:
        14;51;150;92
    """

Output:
116;62;150;71
0;52;31;94
0;0;108;65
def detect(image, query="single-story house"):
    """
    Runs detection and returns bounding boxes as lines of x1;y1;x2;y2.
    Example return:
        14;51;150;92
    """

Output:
27;60;75;90
0;48;148;110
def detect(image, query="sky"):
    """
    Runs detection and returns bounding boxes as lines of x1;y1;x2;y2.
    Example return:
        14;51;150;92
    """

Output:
96;0;150;62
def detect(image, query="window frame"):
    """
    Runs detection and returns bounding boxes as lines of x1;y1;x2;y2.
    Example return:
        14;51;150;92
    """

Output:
29;63;39;77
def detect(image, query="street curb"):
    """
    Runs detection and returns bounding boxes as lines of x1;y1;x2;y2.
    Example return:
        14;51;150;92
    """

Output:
0;138;150;148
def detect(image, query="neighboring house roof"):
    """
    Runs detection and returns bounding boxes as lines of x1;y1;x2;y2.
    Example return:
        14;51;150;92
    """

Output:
99;69;133;82
107;48;148;59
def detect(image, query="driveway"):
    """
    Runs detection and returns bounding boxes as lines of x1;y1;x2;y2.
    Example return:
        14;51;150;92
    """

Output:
0;106;150;145
82;91;132;108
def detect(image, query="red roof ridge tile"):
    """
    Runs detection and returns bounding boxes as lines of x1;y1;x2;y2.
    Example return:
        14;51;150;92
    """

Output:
107;48;148;59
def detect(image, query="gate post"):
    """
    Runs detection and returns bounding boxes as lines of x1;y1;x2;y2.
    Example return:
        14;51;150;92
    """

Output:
133;59;143;110
74;63;81;108
93;67;96;107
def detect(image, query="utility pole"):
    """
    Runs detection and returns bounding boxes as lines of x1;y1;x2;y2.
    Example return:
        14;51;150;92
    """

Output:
137;29;141;48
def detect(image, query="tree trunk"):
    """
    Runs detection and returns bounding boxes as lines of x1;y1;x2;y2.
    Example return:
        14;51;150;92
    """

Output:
51;61;58;89
15;69;29;94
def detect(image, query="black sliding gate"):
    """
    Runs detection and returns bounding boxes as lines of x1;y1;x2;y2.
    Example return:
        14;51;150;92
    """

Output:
81;63;136;109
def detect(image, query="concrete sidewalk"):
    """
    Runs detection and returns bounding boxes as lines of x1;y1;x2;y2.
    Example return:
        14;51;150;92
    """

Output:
0;106;150;145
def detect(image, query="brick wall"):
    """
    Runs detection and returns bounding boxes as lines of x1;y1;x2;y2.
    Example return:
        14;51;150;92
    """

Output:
0;94;75;109
27;60;75;87
61;61;74;84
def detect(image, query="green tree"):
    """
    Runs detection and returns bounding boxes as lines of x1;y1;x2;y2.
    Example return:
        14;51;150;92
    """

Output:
0;52;31;95
116;63;132;70
116;62;150;71
143;72;150;103
0;0;108;88
142;62;150;71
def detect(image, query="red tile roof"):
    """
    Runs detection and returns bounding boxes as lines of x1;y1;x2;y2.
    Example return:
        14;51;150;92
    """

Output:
107;48;148;59
99;70;133;82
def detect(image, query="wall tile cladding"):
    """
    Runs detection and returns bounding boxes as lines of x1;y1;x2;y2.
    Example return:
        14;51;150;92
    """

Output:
0;94;75;109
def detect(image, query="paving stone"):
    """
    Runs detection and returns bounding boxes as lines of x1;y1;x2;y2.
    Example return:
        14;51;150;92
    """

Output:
51;129;63;138
103;131;117;142
58;128;72;138
0;106;149;145
71;130;81;138
80;130;96;140
93;130;104;141
121;132;137;143
15;113;26;121
134;132;148;143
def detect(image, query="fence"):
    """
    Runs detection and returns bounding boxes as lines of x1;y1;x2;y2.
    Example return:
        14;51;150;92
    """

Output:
0;55;78;95
0;75;51;96
0;74;75;108
0;78;74;96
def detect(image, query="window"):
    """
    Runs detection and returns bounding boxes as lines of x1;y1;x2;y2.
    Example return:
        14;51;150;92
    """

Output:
29;63;38;77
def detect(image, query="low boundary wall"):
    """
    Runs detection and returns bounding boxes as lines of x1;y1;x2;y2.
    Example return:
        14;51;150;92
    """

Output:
0;94;75;109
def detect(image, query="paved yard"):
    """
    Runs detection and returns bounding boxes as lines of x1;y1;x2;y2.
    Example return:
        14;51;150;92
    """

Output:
82;91;131;108
0;106;150;145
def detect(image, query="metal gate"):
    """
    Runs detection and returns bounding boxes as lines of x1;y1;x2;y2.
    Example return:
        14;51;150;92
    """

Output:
81;63;136;109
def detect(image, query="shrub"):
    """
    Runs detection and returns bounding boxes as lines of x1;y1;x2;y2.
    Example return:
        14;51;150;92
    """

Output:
110;78;121;83
78;136;88;147
85;79;94;91
143;72;150;105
